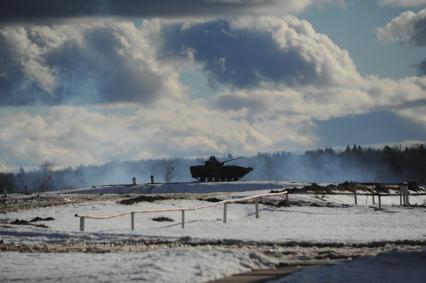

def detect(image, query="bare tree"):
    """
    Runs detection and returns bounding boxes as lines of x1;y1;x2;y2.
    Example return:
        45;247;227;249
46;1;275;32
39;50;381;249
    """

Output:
39;161;53;192
163;160;175;183
16;166;26;192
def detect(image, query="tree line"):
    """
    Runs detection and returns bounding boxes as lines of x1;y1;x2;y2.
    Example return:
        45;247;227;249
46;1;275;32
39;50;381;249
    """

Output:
1;144;425;193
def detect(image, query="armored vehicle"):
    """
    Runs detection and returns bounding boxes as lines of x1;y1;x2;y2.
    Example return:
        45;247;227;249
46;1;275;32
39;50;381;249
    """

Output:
190;156;253;182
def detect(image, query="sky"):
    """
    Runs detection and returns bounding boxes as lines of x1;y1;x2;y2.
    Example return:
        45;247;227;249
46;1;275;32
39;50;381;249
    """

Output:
0;0;425;171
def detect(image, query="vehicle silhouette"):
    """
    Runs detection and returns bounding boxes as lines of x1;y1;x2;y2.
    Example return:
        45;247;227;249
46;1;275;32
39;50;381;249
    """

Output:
190;156;253;182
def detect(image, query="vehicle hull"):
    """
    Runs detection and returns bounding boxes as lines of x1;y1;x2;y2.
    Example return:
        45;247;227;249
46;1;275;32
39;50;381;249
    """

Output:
190;165;253;182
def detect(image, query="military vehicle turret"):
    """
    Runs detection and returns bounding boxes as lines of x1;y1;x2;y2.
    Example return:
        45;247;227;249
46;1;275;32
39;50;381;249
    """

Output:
190;156;253;182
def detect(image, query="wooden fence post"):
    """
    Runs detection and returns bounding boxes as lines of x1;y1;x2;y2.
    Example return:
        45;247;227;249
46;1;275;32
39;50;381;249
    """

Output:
401;184;410;206
181;210;185;228
378;194;382;210
372;194;375;204
131;212;135;231
353;190;357;205
2;187;7;199
285;193;289;201
80;217;85;232
255;199;259;219
223;203;227;223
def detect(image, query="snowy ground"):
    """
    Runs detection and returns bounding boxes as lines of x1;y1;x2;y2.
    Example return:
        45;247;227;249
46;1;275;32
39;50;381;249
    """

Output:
1;182;426;282
2;190;426;243
61;180;297;194
0;247;277;283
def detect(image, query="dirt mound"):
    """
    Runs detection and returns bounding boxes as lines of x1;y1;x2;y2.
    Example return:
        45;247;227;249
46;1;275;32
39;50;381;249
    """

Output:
10;219;48;228
1;194;122;213
119;195;171;205
30;217;54;222
198;197;223;203
152;217;174;222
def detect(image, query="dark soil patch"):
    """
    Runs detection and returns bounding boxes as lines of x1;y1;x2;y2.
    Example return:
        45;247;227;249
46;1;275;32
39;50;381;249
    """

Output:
119;195;170;205
1;194;122;213
259;199;349;208
152;216;174;222
273;200;290;207
10;219;31;225
284;181;426;195
30;217;54;222
297;183;336;194
10;219;48;228
199;197;223;203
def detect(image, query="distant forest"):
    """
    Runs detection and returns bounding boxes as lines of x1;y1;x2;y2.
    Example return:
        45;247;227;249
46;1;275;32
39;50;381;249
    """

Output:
1;144;426;192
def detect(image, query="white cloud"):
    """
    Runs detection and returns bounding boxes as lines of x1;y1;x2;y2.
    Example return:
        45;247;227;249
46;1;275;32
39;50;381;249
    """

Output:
0;20;183;105
215;76;426;121
397;105;426;125
229;16;361;86
0;102;285;170
377;8;426;46
0;27;57;93
378;0;426;8
4;75;424;171
377;8;426;75
162;16;361;88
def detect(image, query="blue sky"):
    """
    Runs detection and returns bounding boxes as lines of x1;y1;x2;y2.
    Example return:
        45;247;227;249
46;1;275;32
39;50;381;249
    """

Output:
302;1;425;78
0;0;425;170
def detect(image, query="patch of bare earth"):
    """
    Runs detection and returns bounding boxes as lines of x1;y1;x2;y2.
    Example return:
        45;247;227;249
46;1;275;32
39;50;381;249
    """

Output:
0;194;124;213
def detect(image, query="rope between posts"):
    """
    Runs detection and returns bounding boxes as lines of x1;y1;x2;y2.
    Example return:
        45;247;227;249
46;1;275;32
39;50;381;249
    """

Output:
75;191;289;220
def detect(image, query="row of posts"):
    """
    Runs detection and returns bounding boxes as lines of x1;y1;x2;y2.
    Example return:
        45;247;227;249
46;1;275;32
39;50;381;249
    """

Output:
132;176;154;185
79;194;292;232
353;190;382;209
78;187;414;232
400;184;410;206
79;203;258;232
352;184;411;209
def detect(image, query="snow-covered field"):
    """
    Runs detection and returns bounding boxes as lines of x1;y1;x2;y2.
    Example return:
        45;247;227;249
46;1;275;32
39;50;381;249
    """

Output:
61;180;296;194
3;193;426;243
1;247;277;283
1;181;426;283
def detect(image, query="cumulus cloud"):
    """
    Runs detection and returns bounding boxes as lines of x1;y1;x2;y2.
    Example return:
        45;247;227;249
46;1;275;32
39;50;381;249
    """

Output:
1;15;426;170
162;16;425;119
162;17;360;89
0;102;290;170
0;0;344;24
378;0;426;8
378;9;426;77
4;76;424;170
377;8;426;46
202;17;426;148
214;76;426;121
397;104;426;125
0;20;181;105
